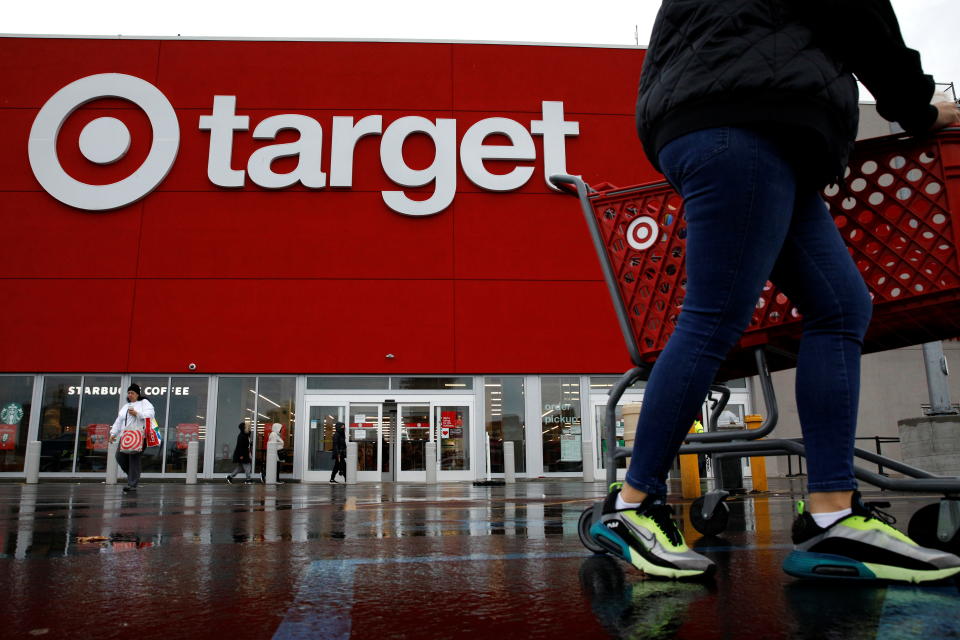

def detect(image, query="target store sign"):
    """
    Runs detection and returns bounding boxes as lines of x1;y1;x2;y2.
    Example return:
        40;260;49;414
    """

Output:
28;73;580;216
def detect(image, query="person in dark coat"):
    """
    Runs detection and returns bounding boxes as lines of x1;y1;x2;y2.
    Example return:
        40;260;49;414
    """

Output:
226;422;253;484
593;0;960;583
330;422;347;484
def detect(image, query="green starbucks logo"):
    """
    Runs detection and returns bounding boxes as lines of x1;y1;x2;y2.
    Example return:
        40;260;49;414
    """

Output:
1;403;23;425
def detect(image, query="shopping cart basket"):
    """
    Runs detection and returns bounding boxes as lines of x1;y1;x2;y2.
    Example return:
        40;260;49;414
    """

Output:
552;128;960;552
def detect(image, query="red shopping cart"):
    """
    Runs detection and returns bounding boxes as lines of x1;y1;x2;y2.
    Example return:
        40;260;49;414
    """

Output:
552;128;960;549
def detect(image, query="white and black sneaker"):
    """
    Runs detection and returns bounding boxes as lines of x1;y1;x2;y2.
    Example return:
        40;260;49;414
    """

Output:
783;492;960;583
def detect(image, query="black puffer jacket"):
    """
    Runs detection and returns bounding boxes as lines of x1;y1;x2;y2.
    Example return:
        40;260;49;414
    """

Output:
636;0;938;185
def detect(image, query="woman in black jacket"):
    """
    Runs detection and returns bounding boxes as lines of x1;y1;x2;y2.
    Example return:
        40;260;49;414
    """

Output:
592;0;960;583
226;422;253;484
330;422;347;484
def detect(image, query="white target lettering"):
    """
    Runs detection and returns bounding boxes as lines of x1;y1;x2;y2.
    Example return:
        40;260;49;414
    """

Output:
626;216;659;251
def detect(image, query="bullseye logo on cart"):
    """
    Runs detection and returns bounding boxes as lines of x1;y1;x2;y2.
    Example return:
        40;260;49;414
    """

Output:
27;73;581;216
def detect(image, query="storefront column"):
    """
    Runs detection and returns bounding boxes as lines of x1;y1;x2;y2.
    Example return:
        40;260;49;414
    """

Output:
25;375;43;473
474;375;486;480
294;375;306;481
524;375;543;477
203;376;219;478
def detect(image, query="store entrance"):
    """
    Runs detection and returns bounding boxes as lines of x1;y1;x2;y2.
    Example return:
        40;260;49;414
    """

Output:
303;395;473;482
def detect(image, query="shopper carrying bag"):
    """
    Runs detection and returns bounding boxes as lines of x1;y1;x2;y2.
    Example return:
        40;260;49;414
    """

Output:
109;383;155;493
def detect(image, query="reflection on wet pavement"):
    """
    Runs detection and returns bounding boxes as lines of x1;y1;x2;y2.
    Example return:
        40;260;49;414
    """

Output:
0;480;957;639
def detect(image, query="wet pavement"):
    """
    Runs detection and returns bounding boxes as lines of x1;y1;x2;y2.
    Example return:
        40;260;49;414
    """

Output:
1;478;959;639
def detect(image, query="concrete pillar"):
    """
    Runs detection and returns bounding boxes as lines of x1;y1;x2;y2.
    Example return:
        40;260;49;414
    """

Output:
265;441;279;485
425;442;437;484
345;441;358;485
581;437;595;483
186;440;199;485
24;441;40;484
105;439;119;485
503;441;516;484
898;415;960;476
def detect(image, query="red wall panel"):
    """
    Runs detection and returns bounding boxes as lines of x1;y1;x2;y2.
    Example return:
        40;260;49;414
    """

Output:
454;280;632;373
156;40;454;110
0;38;159;108
0;193;142;278
0;279;135;371
451;44;643;115
127;279;456;373
139;191;454;279
453;193;602;281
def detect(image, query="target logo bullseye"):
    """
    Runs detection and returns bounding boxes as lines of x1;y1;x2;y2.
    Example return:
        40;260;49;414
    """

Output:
626;216;659;251
119;430;144;451
28;73;180;211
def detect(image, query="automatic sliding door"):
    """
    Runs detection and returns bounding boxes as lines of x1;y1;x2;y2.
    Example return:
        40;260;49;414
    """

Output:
305;404;344;482
397;403;430;481
349;403;381;482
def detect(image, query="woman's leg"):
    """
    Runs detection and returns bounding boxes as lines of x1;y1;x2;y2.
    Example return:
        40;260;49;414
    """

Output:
768;190;872;505
623;127;801;498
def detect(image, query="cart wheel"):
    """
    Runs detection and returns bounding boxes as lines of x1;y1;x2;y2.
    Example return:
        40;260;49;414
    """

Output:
579;504;608;554
690;496;729;537
907;503;960;555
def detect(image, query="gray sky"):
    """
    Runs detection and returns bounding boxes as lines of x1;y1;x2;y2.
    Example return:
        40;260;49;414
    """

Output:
5;0;958;98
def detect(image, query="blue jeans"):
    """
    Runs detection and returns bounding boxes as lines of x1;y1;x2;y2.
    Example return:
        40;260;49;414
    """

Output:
624;127;872;496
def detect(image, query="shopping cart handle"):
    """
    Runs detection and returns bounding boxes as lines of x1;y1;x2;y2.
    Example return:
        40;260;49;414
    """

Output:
549;173;588;197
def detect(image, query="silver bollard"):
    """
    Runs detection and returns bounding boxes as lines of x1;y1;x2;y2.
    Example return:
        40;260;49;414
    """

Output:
265;441;279;485
503;441;516;484
581;438;596;483
24;441;41;484
105;439;119;484
186;440;199;485
425;442;437;484
345;441;358;485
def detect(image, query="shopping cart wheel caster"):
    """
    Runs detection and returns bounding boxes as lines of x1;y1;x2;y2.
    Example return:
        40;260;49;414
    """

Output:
907;500;960;555
578;503;608;554
690;493;729;537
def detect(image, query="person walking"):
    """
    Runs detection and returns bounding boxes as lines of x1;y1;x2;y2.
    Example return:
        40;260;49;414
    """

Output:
261;423;285;484
109;383;155;493
226;422;253;484
330;422;347;484
591;0;960;583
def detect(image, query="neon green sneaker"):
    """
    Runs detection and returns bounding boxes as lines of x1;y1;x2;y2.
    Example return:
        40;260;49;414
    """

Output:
783;492;960;583
589;483;715;579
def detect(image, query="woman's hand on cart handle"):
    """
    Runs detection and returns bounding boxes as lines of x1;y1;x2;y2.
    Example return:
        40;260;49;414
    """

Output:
932;102;960;131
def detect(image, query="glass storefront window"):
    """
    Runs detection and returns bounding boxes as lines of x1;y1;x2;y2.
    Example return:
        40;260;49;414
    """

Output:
307;376;389;390
75;376;123;472
0;376;34;473
350;403;381;473
541;377;583;473
484;377;525;473
393;377;473;390
308;406;344;472
165;377;208;473
39;376;81;473
590;376;645;392
254;377;296;477
399;404;429;471
435;405;469;471
214;377;256;473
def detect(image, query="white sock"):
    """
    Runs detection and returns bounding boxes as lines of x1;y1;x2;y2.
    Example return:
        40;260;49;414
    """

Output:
811;508;852;528
615;493;643;511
